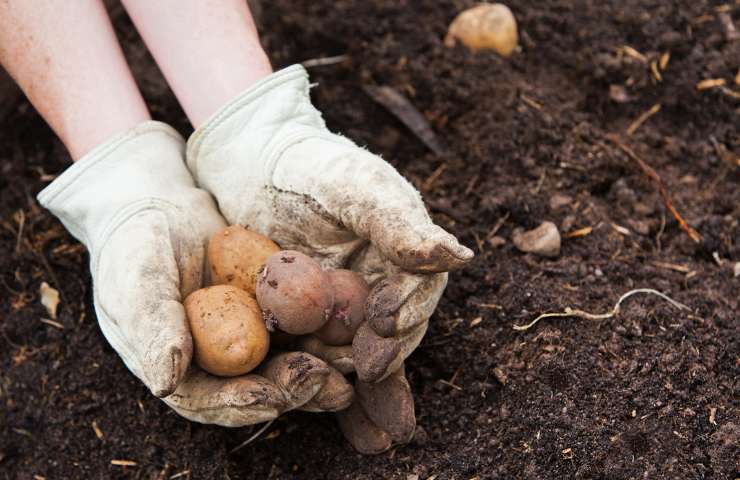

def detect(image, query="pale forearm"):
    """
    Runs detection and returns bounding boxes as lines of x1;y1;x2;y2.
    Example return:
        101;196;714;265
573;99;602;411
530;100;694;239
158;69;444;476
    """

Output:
122;0;272;127
0;0;149;159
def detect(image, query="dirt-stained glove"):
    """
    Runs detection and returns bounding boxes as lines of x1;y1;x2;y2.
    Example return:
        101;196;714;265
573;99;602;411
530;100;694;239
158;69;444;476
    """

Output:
186;65;473;449
337;365;416;454
37;121;352;427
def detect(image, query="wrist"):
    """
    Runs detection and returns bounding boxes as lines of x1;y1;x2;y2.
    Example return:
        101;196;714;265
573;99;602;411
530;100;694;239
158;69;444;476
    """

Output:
185;64;327;181
38;121;189;247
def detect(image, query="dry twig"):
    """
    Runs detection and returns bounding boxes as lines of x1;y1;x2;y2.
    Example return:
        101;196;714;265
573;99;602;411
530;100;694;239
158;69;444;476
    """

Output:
626;103;661;136
302;54;349;68
363;85;446;155
229;419;275;454
513;288;690;331
607;134;702;243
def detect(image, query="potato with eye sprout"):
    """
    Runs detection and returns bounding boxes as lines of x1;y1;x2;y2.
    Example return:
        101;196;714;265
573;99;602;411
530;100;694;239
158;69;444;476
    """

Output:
314;269;369;346
256;250;334;335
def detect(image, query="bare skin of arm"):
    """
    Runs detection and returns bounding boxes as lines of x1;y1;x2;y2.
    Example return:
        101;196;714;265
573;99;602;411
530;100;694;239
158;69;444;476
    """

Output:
121;0;272;127
0;0;150;160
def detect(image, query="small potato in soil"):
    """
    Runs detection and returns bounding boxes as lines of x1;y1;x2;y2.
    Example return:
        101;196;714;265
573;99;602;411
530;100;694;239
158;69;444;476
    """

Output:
185;285;269;377
256;250;333;335
314;269;369;346
208;225;280;295
445;3;518;57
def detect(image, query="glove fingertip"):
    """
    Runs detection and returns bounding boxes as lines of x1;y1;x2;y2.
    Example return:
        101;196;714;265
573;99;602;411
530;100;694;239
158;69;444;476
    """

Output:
300;369;354;412
259;352;332;409
336;401;392;455
403;234;474;273
356;370;415;443
352;323;401;383
148;340;192;397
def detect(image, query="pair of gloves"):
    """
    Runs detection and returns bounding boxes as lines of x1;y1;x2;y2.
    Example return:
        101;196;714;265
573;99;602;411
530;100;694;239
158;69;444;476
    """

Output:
38;65;472;453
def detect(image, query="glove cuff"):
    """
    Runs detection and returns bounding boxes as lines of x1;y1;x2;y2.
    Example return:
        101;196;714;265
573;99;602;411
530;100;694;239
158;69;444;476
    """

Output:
185;64;326;183
37;121;187;248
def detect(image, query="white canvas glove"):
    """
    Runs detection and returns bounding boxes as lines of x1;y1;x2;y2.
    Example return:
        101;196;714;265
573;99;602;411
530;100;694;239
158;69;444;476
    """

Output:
37;121;352;426
186;65;473;448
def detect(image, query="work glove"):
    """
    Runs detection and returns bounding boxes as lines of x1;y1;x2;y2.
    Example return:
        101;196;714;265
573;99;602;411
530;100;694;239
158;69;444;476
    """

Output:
37;121;353;427
186;65;473;451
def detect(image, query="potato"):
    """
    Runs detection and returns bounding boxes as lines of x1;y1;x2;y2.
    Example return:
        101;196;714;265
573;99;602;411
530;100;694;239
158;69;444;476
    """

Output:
256;250;333;335
185;285;269;377
444;3;518;57
208;225;280;295
314;269;369;345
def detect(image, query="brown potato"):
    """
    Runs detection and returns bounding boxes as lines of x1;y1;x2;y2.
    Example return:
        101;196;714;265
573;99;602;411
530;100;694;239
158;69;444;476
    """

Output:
185;285;269;377
314;269;369;345
444;3;518;57
256;250;333;335
208;225;280;295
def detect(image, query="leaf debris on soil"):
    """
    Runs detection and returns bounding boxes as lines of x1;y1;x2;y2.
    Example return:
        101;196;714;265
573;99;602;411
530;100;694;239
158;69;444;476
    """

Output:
626;103;661;136
39;282;60;319
363;85;447;155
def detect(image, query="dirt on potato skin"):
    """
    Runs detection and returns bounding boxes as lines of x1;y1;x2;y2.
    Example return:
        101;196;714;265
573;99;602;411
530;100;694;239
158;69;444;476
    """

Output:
1;1;739;479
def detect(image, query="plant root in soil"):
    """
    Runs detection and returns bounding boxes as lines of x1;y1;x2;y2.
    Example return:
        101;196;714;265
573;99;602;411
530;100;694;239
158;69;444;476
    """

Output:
513;288;691;331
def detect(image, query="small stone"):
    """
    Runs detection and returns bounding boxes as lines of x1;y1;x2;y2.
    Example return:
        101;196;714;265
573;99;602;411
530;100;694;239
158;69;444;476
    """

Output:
488;235;506;248
609;84;632;103
512;221;561;258
549;193;573;211
734;262;740;278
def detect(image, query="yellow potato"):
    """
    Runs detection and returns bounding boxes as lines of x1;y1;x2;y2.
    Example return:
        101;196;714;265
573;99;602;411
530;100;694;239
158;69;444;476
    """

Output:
185;285;269;377
208;225;280;295
445;3;518;57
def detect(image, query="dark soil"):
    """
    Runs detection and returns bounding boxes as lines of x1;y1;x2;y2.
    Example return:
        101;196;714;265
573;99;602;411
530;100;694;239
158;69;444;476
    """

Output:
1;1;739;479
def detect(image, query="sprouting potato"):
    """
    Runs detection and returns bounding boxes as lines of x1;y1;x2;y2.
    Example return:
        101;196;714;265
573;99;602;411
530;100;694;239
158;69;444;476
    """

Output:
185;285;269;376
256;250;333;335
208;225;280;295
314;269;369;346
